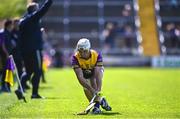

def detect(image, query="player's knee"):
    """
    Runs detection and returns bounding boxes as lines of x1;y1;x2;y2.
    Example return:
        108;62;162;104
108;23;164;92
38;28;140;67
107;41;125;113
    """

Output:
94;68;104;79
95;67;104;74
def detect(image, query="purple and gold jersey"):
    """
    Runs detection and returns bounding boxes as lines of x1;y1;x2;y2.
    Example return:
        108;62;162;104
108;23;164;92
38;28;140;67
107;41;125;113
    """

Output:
71;49;103;69
71;49;103;78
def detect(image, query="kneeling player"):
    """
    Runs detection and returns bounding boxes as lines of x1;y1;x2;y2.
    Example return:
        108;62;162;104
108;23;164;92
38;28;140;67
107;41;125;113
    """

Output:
71;38;112;114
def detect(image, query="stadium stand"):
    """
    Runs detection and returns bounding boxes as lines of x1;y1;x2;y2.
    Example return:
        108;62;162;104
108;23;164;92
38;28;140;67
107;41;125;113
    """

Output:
155;0;180;55
40;0;142;56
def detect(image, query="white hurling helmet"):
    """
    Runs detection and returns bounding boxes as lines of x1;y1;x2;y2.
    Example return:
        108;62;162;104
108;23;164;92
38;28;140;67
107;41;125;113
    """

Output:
76;38;91;51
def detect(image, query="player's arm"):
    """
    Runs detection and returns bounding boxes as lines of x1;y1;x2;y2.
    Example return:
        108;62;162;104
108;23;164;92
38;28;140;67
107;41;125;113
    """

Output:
74;68;95;94
72;55;95;94
94;52;104;92
90;75;97;92
25;0;53;22
94;66;103;92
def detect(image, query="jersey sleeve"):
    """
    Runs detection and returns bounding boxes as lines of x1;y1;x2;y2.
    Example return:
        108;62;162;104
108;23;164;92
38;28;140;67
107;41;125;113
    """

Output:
71;55;80;69
96;52;103;66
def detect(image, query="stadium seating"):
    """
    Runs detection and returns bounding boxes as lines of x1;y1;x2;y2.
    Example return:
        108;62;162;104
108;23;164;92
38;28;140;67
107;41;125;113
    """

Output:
41;0;142;56
155;0;180;55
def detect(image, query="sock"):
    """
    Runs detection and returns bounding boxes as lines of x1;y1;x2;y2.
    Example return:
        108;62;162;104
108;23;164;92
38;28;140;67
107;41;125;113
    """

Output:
94;101;100;108
100;97;104;105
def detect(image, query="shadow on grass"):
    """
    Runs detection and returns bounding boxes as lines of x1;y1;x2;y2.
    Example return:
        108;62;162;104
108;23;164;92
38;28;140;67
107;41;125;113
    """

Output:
100;111;121;116
74;111;121;116
40;86;53;90
45;97;62;100
45;97;69;100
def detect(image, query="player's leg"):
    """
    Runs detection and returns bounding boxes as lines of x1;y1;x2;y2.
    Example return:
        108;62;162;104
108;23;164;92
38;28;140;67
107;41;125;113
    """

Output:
83;88;93;102
90;69;102;114
31;50;43;98
100;97;112;111
94;67;112;111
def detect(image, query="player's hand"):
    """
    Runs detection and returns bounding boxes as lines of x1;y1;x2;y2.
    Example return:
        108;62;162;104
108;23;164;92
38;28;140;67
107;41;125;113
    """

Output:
94;91;102;96
94;91;102;102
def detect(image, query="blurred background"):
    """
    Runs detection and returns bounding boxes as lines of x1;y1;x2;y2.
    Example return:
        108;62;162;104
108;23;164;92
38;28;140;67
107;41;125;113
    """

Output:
1;0;180;68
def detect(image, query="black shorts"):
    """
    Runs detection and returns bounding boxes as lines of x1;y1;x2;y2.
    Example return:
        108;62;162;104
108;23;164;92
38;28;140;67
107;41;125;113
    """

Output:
83;69;94;79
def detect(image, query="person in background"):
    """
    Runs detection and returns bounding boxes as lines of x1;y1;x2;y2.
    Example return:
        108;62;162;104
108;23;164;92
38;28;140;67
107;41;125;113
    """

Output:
11;18;24;81
15;0;53;99
41;28;48;83
0;19;14;92
102;22;116;51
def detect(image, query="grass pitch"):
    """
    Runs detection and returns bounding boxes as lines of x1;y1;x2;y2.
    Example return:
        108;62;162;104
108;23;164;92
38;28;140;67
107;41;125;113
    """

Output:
0;68;180;118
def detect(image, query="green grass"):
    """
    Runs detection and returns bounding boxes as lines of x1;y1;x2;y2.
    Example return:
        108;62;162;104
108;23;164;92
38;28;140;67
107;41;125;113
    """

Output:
0;68;180;118
0;0;26;19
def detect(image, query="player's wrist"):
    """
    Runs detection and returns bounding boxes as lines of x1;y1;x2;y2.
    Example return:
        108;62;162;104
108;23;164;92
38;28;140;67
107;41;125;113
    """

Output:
94;91;101;96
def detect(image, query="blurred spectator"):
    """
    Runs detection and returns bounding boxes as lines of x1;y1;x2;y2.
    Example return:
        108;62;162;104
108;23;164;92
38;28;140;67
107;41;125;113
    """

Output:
164;23;178;48
102;22;117;50
122;4;132;17
41;28;54;57
53;50;64;68
41;28;54;82
175;25;180;48
0;19;14;92
169;0;178;8
123;25;134;48
11;18;24;79
164;0;179;11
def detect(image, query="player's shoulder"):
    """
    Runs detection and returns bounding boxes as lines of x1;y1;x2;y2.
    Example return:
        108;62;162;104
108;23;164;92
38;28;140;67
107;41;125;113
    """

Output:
90;49;102;56
73;51;80;57
72;51;81;60
90;49;97;52
90;49;98;54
